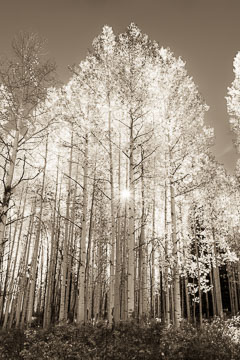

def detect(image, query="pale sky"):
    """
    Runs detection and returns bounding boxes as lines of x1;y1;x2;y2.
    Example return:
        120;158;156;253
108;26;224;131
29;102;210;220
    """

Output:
0;0;239;172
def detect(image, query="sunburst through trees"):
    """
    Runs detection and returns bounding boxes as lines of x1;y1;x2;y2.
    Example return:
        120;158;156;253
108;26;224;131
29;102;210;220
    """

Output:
0;24;239;330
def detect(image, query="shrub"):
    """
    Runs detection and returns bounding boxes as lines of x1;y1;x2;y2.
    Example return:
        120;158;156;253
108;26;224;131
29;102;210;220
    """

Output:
0;328;25;360
159;320;240;360
0;318;240;359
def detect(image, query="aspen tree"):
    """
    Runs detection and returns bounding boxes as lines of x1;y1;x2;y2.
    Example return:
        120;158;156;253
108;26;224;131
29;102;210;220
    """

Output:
0;33;55;265
139;148;148;319
52;181;63;323
194;224;203;326
226;52;240;158
59;130;73;323
0;189;23;323
108;103;116;325
67;161;79;322
77;134;88;323
114;138;122;323
37;243;44;317
2;187;27;328
85;165;96;322
212;228;223;318
116;23;156;318
43;159;59;328
157;45;212;325
15;197;36;327
150;156;156;318
183;249;191;322
170;178;182;326
121;158;129;320
164;182;170;325
90;26;118;324
27;138;48;327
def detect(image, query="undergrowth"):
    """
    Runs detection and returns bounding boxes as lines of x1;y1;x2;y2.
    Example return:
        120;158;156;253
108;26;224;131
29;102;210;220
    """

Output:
1;317;240;359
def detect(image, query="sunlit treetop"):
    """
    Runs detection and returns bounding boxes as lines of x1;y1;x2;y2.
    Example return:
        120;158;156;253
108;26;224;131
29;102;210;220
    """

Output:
92;25;116;58
226;51;240;148
233;52;240;79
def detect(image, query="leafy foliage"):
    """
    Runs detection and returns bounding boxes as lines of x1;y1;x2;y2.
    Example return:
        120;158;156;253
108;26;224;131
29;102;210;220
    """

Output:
1;319;240;359
0;328;25;360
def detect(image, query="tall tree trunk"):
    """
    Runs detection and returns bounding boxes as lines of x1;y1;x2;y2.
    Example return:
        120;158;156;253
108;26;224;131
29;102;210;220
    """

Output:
205;291;210;319
0;116;21;265
212;227;223;318
26;137;48;327
0;192;21;324
43;160;59;328
164;182;170;325
184;276;191;322
3;187;27;328
210;269;217;317
108;103;116;325
121;200;128;320
151;160;156;318
77;134;88;323
15;198;36;328
139;149;147;319
195;242;203;326
114;137;122;323
59;132;74;323
193;219;202;326
67;162;79;322
170;183;181;327
227;265;235;316
127;116;135;318
85;169;96;323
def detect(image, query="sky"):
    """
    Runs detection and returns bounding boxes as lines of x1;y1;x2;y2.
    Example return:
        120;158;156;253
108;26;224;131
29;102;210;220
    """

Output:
0;0;239;173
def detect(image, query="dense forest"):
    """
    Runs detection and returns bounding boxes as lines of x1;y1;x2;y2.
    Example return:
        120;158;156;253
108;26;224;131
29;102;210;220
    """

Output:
0;23;240;333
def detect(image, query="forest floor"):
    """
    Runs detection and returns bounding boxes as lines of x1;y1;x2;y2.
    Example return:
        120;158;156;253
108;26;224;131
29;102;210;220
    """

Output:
1;317;240;359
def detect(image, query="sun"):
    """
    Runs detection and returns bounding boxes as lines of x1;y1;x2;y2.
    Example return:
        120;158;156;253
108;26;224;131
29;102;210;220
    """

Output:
120;188;131;200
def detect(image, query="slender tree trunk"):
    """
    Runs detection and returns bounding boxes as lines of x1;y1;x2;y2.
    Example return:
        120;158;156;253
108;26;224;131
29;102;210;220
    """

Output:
52;184;62;323
85;170;95;323
212;228;223;318
0;117;21;265
151;162;156;318
193;289;196;326
94;230;102;322
15;198;36;328
0;192;21;324
59;132;74;323
108;103;116;325
121;158;128;320
65;160;79;321
210;269;216;317
114;138;121;323
164;182;170;325
184;276;191;322
227;265;235;316
194;229;202;326
3;188;27;328
43;160;59;328
37;244;44;317
77;133;88;323
206;291;210;319
170;182;181;327
127;116;135;318
139;150;147;319
26;138;48;327
67;163;79;322
232;267;239;314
